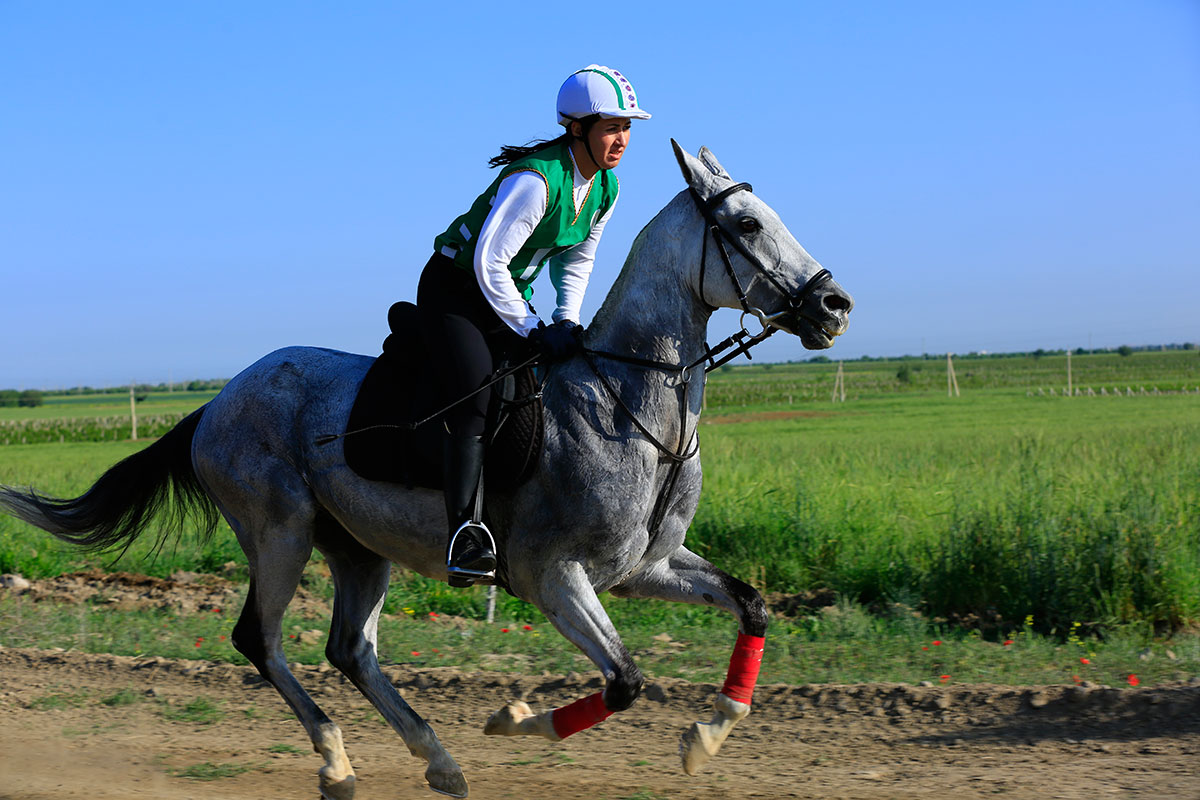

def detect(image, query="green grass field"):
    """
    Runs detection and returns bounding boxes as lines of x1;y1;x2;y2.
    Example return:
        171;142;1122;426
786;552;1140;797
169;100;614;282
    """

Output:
1;350;1198;684
695;390;1199;630
0;390;219;421
704;348;1200;407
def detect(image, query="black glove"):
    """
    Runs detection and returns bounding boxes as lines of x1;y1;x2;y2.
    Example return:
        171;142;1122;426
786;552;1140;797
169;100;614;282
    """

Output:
528;320;582;363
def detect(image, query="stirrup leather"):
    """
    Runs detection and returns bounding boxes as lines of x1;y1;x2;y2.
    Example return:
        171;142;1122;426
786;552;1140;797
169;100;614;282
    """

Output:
445;519;497;582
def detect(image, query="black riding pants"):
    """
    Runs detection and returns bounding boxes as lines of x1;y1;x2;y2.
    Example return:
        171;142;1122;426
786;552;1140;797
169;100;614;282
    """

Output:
416;253;523;438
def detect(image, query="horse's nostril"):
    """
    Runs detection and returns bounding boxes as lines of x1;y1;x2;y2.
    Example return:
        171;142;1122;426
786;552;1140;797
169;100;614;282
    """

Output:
823;292;852;314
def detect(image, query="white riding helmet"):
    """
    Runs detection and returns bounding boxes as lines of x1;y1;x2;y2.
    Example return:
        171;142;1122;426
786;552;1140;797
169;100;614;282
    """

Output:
557;65;652;126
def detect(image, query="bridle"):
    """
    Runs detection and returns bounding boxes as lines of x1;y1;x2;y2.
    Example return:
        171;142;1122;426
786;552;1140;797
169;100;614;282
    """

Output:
583;180;837;444
692;181;833;347
580;179;837;533
585;181;836;388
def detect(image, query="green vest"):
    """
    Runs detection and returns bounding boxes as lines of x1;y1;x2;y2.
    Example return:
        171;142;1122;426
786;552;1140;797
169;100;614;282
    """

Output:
433;142;619;301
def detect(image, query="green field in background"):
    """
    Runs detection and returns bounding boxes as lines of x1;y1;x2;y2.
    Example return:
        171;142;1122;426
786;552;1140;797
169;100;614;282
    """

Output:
1;350;1197;634
0;390;219;422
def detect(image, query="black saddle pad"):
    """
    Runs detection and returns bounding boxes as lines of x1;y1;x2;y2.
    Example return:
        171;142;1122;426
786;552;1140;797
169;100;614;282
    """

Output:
342;302;543;492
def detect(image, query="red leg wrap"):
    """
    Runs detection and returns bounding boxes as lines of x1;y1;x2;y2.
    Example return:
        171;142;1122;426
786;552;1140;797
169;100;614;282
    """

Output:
551;692;613;739
720;632;765;704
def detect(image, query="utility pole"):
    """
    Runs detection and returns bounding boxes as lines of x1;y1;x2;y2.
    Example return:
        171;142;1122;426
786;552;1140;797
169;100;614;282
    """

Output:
946;353;960;397
831;361;846;402
129;382;138;441
1067;349;1073;397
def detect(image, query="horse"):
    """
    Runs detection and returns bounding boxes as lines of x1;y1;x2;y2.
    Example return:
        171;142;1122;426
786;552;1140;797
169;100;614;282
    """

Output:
0;141;853;799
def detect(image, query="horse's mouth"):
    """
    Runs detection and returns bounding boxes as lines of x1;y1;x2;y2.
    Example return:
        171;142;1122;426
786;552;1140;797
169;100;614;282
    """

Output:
775;314;838;350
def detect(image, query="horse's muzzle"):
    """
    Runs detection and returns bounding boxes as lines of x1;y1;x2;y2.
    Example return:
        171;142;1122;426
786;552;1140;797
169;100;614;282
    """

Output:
777;279;853;350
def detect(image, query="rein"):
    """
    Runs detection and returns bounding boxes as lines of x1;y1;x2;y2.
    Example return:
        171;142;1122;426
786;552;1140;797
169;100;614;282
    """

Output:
582;180;835;462
314;353;541;447
579;181;834;537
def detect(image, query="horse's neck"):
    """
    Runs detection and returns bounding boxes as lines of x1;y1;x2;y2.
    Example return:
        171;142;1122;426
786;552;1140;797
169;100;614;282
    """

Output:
588;194;709;365
577;194;710;452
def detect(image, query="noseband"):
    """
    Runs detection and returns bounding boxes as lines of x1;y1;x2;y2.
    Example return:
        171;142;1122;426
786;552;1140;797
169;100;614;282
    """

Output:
691;182;833;341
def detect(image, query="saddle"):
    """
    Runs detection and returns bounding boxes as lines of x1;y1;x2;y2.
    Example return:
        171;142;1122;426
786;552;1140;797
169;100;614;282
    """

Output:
342;302;544;492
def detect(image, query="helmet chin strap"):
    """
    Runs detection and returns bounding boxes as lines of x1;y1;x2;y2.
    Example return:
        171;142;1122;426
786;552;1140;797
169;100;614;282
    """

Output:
569;117;602;175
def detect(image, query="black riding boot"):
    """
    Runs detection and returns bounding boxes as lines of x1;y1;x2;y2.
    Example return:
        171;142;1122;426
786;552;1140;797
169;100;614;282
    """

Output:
443;433;497;587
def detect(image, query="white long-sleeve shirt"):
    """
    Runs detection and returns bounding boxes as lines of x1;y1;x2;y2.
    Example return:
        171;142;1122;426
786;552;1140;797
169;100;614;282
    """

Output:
473;148;616;337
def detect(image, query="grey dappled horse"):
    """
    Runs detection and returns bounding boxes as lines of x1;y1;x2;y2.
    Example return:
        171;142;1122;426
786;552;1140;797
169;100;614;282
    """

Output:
0;142;852;798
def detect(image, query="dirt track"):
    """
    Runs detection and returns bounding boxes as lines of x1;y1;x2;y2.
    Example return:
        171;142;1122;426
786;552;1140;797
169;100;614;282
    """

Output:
2;644;1199;800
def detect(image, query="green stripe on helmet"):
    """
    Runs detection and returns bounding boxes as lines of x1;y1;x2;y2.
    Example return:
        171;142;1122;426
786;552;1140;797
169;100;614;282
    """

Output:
578;68;626;111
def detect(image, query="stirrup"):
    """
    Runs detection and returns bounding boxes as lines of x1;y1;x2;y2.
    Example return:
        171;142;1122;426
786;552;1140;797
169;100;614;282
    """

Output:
446;519;497;585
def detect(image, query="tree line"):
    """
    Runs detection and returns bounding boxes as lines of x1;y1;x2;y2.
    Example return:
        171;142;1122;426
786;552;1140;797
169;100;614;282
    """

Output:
0;390;44;408
6;379;229;398
807;342;1196;364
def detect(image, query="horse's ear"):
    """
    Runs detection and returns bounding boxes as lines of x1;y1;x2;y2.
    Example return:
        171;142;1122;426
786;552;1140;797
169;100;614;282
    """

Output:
671;138;699;186
697;147;731;179
672;139;727;200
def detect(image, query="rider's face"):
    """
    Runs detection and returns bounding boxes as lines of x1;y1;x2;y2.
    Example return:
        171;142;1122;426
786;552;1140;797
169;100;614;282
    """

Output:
575;117;632;172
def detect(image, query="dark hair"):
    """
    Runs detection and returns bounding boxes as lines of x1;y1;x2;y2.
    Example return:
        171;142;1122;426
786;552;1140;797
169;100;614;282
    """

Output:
487;115;599;168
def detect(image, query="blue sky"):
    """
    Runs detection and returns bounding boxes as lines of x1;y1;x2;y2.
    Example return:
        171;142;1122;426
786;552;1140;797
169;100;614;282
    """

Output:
3;1;1198;389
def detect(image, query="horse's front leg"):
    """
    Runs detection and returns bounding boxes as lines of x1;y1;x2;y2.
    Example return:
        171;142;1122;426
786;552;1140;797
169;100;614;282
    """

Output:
483;560;643;741
610;546;768;775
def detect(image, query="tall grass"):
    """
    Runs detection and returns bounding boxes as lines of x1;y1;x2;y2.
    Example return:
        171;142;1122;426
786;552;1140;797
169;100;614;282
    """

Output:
693;392;1200;631
0;414;191;445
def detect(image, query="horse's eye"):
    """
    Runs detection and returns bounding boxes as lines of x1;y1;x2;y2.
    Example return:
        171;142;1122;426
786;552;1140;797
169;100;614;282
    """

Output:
738;216;760;233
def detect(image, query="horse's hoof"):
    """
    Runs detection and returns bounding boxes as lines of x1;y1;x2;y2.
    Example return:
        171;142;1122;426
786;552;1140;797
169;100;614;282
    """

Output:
483;700;533;736
679;721;719;776
319;772;357;800
426;764;469;798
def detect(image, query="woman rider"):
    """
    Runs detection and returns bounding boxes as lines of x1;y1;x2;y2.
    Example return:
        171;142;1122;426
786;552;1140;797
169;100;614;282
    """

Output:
417;65;651;587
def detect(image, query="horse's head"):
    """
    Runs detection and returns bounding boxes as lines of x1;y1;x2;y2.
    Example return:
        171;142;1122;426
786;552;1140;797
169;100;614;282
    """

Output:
671;140;853;350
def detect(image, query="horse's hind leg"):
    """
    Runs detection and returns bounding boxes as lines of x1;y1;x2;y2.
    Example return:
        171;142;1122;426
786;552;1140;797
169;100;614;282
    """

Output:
219;502;357;800
315;519;468;798
610;546;768;776
484;560;644;741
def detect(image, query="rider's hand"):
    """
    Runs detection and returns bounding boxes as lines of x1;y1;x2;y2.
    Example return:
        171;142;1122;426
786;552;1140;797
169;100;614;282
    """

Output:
528;320;582;363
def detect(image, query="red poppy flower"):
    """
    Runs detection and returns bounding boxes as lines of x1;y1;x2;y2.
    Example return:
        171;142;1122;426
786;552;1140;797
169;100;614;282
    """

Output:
1079;657;1090;665
501;628;510;633
932;640;943;646
1127;674;1140;687
1072;675;1081;684
411;651;420;657
429;612;439;618
523;625;533;631
922;646;928;651
939;674;950;683
1003;640;1014;646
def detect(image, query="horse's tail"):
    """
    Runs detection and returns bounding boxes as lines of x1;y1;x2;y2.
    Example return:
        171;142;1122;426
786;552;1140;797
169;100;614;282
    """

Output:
0;405;218;558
